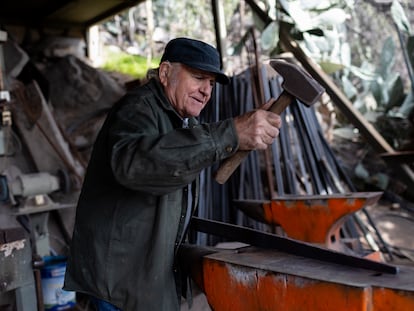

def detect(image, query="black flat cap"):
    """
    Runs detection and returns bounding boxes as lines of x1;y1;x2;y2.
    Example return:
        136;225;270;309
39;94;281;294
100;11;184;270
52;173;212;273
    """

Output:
160;37;229;85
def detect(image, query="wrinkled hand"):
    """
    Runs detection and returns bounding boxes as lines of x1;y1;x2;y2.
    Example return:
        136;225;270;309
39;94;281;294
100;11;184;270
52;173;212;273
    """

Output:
234;98;282;150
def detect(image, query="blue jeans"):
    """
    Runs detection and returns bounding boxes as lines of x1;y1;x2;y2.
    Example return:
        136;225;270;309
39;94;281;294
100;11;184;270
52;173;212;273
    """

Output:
90;296;122;311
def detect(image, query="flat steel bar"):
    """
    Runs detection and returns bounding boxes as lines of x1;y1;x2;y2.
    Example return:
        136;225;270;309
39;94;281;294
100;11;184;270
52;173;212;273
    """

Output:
190;217;398;274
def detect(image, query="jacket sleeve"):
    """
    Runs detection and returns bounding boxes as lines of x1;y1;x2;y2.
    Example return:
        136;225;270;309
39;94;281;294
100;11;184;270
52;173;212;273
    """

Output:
107;97;238;195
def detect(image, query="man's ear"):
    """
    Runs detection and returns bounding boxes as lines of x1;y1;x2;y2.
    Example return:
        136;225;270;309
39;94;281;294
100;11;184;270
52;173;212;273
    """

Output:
159;62;169;84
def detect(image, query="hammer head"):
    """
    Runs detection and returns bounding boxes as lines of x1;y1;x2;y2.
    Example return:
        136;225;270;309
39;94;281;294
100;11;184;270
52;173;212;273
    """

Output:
269;59;324;106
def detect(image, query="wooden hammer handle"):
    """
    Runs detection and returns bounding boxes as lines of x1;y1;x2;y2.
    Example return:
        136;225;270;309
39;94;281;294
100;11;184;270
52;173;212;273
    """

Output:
215;91;294;184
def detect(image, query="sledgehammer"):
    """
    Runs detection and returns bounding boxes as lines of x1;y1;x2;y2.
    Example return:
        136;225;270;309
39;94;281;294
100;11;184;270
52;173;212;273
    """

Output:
215;59;325;184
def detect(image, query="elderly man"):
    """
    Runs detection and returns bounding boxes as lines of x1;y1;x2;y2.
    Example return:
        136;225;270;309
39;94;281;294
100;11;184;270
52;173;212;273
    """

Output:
64;37;281;310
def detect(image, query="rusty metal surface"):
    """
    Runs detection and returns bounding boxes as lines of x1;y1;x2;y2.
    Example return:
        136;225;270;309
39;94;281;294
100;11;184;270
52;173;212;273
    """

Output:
188;246;414;311
233;192;382;248
205;247;412;289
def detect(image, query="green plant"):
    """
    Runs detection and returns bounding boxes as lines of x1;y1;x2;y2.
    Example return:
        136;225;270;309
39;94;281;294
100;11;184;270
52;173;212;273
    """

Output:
100;48;160;79
268;0;413;148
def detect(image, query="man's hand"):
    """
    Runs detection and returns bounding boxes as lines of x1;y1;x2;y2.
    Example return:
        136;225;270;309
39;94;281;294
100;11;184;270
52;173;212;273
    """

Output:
234;98;282;150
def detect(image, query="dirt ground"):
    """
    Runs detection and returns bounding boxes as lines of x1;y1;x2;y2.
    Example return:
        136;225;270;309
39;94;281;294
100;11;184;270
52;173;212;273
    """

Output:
365;203;414;266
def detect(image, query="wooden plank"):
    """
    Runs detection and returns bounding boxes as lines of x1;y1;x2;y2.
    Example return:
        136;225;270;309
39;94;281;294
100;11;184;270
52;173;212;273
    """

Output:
11;81;85;184
380;151;414;164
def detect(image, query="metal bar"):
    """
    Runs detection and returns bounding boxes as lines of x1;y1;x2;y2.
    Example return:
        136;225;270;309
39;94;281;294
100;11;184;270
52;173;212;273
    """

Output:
260;65;278;199
271;140;285;196
270;76;298;194
287;105;312;194
279;109;298;194
316;122;393;259
190;217;398;274
296;101;335;193
211;0;226;71
269;77;285;195
307;103;346;193
290;100;325;194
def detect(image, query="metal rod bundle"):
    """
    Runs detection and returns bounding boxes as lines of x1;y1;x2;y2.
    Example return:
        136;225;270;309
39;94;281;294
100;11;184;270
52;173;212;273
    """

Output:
195;64;390;258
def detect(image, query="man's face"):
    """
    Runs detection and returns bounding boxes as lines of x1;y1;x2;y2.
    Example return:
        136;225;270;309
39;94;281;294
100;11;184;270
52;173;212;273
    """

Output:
159;62;216;118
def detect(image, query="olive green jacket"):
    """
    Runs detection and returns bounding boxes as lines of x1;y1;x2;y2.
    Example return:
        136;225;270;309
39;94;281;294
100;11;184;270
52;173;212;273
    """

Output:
63;78;238;310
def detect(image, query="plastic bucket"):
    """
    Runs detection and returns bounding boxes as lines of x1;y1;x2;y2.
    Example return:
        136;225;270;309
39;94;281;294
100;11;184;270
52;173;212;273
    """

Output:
41;256;76;311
